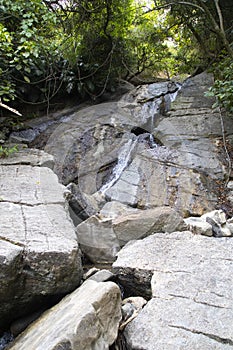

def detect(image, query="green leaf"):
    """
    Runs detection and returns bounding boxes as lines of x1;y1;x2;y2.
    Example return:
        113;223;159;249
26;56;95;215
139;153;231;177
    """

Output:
24;76;30;83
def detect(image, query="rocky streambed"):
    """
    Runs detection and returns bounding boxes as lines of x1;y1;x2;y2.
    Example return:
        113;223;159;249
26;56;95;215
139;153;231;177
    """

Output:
0;72;233;349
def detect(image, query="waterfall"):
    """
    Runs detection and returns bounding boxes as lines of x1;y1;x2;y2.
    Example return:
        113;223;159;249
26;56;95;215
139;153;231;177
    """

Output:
100;138;137;194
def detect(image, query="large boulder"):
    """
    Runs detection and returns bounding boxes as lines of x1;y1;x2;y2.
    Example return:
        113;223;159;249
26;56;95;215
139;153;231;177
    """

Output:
8;280;122;350
103;143;218;216
76;205;186;263
0;149;83;328
153;73;233;179
112;231;233;349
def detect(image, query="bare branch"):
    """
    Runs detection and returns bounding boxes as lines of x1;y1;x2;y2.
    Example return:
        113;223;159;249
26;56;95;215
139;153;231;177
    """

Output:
143;1;205;15
214;0;224;34
0;99;22;116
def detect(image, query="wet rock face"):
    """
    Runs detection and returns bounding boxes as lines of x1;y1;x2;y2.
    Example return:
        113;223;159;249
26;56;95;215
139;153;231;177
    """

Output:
23;72;232;223
0;150;83;328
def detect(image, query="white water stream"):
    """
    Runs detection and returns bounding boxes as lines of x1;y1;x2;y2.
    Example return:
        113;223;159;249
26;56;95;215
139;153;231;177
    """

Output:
100;138;138;194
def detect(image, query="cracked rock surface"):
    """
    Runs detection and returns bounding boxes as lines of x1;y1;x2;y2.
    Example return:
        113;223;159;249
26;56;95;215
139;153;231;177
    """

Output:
113;231;233;349
0;149;83;328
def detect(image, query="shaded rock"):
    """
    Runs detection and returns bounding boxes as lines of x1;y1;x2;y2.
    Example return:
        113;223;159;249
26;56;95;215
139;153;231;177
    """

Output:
10;309;45;337
76;206;186;264
76;215;121;264
112;231;233;349
120;296;147;330
0;150;82;328
8;280;122;350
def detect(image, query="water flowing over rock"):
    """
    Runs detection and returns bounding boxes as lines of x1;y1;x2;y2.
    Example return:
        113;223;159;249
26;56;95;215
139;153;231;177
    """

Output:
8;280;122;350
9;72;231;267
21;73;232;227
0;149;83;328
113;232;233;349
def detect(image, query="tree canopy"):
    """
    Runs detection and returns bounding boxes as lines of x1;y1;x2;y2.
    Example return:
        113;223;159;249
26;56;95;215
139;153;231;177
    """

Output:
0;0;232;111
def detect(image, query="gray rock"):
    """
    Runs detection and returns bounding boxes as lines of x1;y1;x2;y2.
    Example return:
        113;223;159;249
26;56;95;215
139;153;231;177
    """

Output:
76;206;186;264
26;73;233;219
113;206;186;246
124;297;233;350
0;148;54;169
202;209;227;225
99;201;139;220
120;296;147;330
202;210;232;237
83;267;100;280
8;280;122;350
0;151;83;327
76;215;121;264
227;181;233;190
184;217;213;236
88;269;114;283
112;231;233;349
104;145;217;216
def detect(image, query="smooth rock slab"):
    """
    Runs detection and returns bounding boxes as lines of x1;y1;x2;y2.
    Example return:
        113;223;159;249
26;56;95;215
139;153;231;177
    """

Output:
124;298;233;350
8;280;122;350
0;164;65;205
113;232;233;349
0;149;54;169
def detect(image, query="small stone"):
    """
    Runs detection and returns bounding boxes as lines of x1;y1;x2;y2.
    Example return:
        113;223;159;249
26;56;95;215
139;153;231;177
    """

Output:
88;269;114;282
122;296;147;310
184;217;213;236
227;181;233;190
221;223;233;237
83;267;100;280
122;303;135;320
202;209;227;225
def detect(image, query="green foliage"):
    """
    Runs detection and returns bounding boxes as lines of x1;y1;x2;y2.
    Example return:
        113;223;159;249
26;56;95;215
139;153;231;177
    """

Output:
0;0;63;103
0;144;19;158
206;56;233;113
60;0;135;97
0;0;232;108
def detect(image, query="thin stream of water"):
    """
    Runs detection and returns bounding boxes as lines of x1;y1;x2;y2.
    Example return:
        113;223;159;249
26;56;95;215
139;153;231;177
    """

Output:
100;138;138;194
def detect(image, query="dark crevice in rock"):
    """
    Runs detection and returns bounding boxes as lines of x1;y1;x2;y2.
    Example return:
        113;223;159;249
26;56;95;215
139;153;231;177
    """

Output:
0;200;64;207
113;269;153;300
97;159;118;190
169;325;233;346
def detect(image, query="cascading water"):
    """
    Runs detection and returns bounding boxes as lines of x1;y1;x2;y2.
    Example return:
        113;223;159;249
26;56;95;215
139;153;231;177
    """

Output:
99;131;160;196
100;138;138;194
